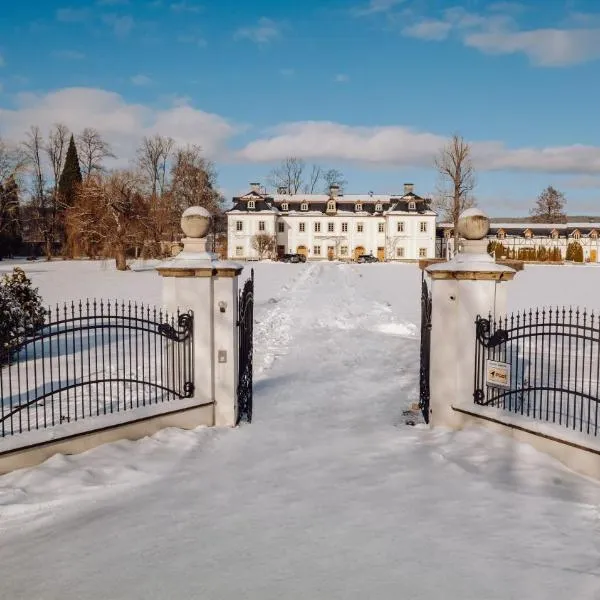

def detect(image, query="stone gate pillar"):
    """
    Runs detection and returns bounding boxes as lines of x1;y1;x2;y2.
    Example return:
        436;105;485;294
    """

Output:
157;207;243;427
425;208;517;428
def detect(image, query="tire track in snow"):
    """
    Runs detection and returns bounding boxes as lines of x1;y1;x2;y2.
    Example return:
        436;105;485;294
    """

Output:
253;263;319;379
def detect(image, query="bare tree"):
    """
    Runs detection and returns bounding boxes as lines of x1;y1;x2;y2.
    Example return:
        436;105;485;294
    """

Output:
0;136;26;186
322;168;347;193
76;128;115;180
23;126;55;259
251;233;276;259
304;164;322;194
170;145;223;214
530;186;567;223
268;157;305;194
46;123;70;196
67;171;149;270
0;138;26;256
434;134;475;255
137;134;175;198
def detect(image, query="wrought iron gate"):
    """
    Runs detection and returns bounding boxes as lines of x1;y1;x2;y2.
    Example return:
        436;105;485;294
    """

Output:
419;273;432;423
237;269;254;424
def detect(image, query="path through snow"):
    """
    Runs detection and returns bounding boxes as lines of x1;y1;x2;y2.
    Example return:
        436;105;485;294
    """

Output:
0;262;599;599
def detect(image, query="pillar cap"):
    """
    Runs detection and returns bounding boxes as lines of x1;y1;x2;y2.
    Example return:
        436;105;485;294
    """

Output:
427;251;515;280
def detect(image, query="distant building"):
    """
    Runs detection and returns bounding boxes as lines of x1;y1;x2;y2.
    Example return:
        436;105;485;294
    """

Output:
227;183;437;261
436;221;600;262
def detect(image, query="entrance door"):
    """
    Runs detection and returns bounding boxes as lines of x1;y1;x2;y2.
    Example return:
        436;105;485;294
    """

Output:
277;245;285;259
354;246;365;261
297;245;308;258
327;246;335;260
591;249;597;263
377;247;385;262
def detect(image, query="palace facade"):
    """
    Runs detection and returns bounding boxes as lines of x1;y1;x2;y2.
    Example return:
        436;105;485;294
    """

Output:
227;183;437;261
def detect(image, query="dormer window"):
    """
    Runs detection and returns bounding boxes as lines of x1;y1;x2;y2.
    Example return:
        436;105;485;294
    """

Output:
572;229;581;240
281;202;289;211
497;229;506;240
301;202;309;211
327;200;336;212
375;203;383;212
551;229;559;239
355;203;363;212
247;200;255;209
524;229;533;239
408;201;416;211
591;229;598;239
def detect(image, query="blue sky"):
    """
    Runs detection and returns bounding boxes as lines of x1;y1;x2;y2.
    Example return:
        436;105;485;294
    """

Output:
1;0;600;215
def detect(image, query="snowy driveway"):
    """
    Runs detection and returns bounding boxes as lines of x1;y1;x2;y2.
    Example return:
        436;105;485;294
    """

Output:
0;261;600;599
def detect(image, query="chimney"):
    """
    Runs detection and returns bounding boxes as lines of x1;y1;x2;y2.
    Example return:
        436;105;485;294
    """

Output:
404;183;414;195
329;184;340;197
250;182;261;194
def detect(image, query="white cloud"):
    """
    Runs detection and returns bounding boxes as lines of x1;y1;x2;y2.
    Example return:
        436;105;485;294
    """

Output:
401;6;600;66
170;1;201;13
0;88;239;165
236;121;600;174
56;7;90;22
177;33;207;47
234;18;281;44
334;74;350;83
464;27;600;66
353;0;406;16
130;74;152;85
402;19;452;41
103;14;135;36
53;50;86;60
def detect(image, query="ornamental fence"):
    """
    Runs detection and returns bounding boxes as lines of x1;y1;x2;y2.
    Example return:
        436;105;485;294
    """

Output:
474;307;600;437
1;300;194;438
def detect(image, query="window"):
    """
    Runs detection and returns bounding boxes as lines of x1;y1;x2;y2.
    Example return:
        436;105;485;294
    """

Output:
314;222;321;233
328;222;335;232
375;203;383;212
396;247;405;258
497;229;506;240
357;222;364;233
299;222;306;233
397;222;404;233
419;248;427;258
259;221;265;232
236;221;243;232
419;222;427;233
248;200;255;209
235;246;243;257
301;202;308;211
378;223;385;233
341;222;348;232
278;222;285;233
572;230;581;240
327;201;336;212
408;201;416;210
313;245;321;256
340;246;348;256
591;230;599;239
281;202;289;211
355;203;363;212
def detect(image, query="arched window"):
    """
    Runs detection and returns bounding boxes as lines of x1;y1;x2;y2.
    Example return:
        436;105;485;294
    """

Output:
301;202;309;211
247;200;255;209
497;229;506;240
281;202;289;211
408;201;416;210
590;229;598;239
375;203;383;212
551;229;559;239
572;229;581;240
327;200;336;212
355;203;363;212
524;229;533;239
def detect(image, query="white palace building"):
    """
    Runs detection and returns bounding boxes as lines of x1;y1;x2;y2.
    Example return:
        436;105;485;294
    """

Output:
226;183;437;261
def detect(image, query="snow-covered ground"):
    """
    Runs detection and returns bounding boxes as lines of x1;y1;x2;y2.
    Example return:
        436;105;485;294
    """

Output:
1;260;600;599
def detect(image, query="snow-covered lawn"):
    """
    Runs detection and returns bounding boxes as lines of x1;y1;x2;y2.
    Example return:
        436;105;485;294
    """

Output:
0;260;599;599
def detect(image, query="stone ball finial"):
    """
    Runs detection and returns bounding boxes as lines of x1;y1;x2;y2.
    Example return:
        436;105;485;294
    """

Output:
457;207;490;241
181;206;211;239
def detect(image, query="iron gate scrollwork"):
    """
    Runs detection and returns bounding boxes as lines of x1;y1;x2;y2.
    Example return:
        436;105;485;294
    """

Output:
237;269;254;424
419;273;432;424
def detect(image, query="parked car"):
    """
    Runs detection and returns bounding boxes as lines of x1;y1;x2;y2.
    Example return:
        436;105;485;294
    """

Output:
356;254;379;263
280;253;307;263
